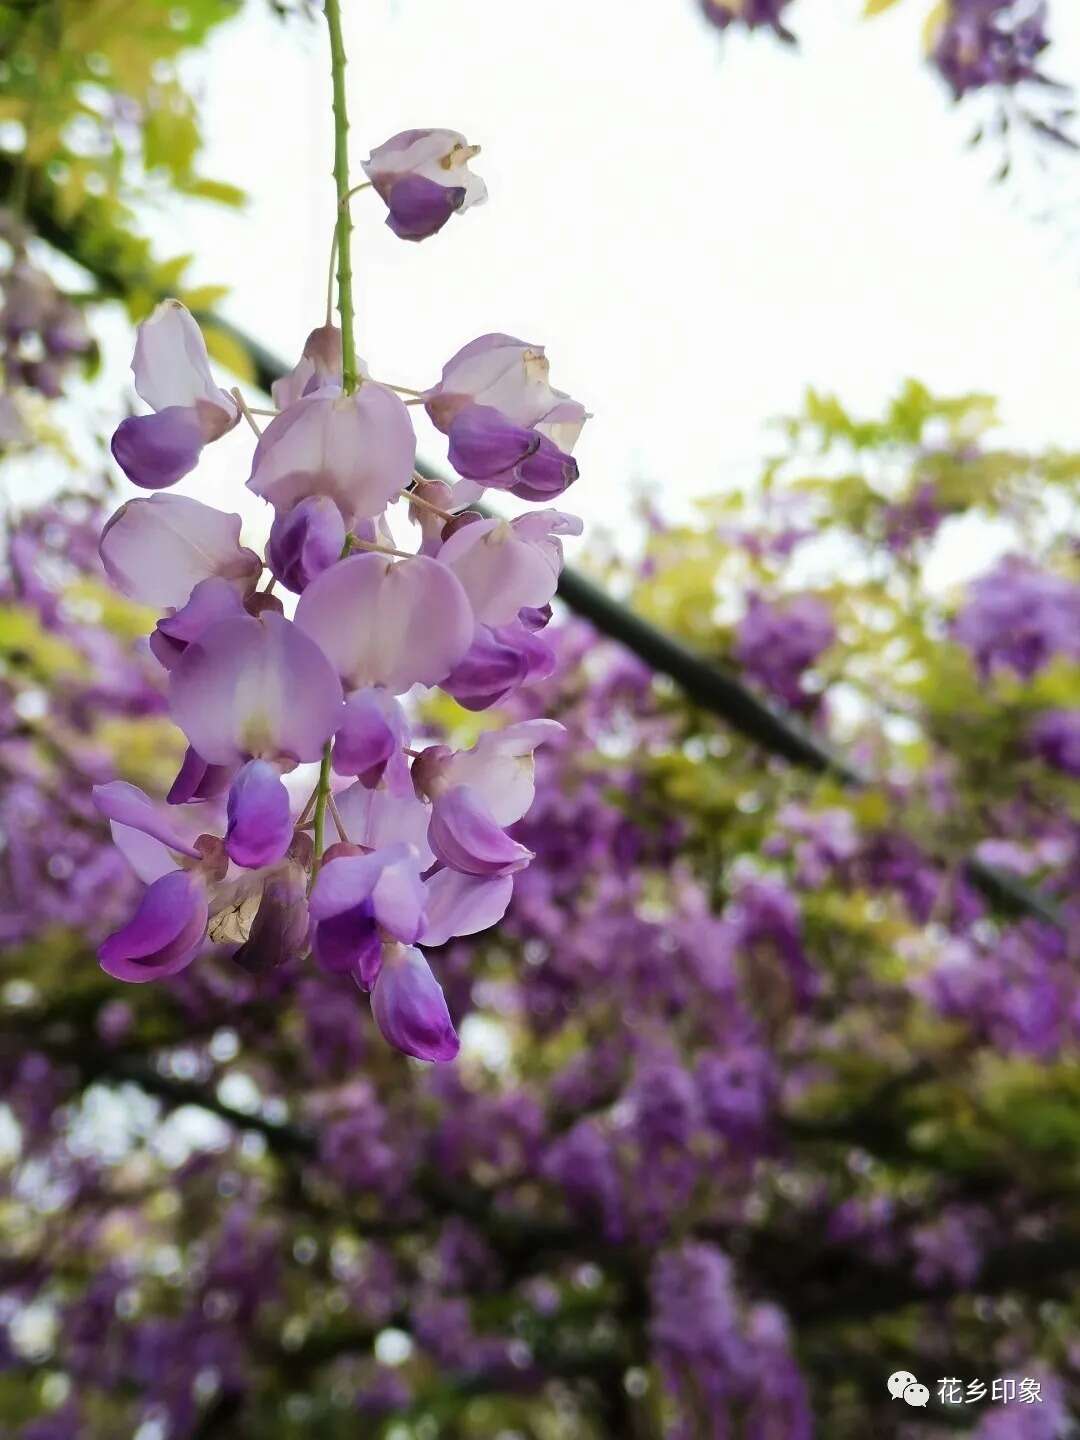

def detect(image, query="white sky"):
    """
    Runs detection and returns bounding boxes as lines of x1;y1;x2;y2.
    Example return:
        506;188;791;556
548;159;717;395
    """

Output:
88;0;1080;554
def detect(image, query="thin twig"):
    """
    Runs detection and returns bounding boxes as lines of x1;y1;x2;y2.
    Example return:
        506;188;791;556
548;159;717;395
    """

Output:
230;387;263;438
327;792;350;843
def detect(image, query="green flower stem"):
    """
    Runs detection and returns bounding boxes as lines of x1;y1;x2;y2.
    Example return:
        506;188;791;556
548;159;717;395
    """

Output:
325;0;358;394
313;0;357;877
311;741;334;878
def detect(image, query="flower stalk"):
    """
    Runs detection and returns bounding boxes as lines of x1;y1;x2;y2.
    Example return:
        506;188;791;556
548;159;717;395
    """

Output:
326;0;358;395
312;0;358;874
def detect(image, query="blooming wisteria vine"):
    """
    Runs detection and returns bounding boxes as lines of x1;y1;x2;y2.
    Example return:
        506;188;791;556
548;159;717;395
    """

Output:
1;381;1078;1435
90;3;587;1064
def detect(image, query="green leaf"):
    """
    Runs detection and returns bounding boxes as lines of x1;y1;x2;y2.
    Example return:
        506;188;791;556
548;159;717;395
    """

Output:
179;175;246;207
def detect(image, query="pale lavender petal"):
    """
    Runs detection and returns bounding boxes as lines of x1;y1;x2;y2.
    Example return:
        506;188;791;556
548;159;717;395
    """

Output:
334;782;435;869
267;495;346;594
535;397;589;455
429;785;533;877
446;403;539;480
111;407;207;490
149;576;247;671
92;782;201;859
98;869;208;983
170;612;343;767
99;493;261;611
371;847;426;945
424;333;557;432
225;760;293;869
370;944;459;1062
437;518;557;627
420;868;513;946
333;687;411;793
167;746;237;805
510;507;583;562
308;849;391;921
247;386;415;526
363;128;485;208
442;719;564;825
364;129;458;189
109;825;180;886
295;552;474;693
130;299;236;414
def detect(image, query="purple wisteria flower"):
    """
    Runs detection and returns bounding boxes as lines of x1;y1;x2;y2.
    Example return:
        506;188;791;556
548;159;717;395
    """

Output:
699;0;797;43
363;129;486;241
424;334;588;503
734;592;835;708
1028;709;1080;777
99;492;262;610
933;0;1054;99
110;300;239;488
953;557;1080;680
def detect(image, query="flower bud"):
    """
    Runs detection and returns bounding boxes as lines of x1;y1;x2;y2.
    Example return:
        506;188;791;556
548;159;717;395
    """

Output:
267;495;346;593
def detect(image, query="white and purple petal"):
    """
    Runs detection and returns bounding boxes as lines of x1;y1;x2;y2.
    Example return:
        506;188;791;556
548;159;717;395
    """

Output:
424;333;559;432
295;552;474;694
419;868;513;946
428;785;533;877
93;781;202;860
437;518;558;627
130;299;237;415
247;386;415;526
169;612;343;767
334;782;435;870
99;493;261;612
441;719;564;826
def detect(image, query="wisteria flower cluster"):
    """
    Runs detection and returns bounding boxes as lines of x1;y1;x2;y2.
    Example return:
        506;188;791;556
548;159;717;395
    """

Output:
933;0;1054;99
93;130;587;1064
0;208;96;442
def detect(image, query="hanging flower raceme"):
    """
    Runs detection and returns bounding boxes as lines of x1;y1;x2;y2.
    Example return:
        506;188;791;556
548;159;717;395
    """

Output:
93;125;587;1063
